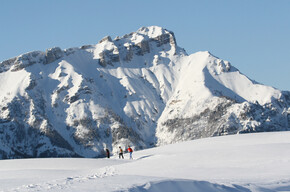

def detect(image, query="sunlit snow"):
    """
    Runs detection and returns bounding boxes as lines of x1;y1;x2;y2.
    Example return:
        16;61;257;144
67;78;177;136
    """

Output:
1;132;290;191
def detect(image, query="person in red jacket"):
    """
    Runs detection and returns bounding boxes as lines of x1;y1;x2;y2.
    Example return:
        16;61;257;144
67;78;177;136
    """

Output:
127;146;133;159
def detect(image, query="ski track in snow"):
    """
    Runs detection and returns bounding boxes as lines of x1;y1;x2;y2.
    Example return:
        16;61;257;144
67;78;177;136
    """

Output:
6;166;116;192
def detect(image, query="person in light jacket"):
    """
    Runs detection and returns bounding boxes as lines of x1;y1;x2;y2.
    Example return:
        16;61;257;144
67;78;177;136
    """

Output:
119;146;124;159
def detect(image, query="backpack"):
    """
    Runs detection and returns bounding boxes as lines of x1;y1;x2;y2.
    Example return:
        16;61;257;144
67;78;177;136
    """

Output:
128;147;133;152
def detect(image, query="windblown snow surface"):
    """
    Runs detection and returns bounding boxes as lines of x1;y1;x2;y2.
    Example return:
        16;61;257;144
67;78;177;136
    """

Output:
1;132;290;192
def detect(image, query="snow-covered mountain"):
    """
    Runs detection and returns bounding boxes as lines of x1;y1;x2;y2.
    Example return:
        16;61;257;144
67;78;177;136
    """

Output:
0;26;289;159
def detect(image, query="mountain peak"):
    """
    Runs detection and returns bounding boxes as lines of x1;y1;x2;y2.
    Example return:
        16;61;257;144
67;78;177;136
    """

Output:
114;26;177;48
136;26;171;39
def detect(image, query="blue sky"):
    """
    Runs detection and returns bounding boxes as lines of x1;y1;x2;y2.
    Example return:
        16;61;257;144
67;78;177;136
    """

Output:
1;0;289;91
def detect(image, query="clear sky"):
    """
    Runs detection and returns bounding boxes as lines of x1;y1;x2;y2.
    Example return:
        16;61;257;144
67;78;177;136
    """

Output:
1;0;289;91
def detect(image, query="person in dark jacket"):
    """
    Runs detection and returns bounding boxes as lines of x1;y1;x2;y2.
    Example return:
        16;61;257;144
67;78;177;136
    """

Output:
105;148;110;158
119;146;124;159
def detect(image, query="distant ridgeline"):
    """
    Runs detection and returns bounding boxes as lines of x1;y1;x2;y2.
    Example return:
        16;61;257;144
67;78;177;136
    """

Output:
0;26;289;159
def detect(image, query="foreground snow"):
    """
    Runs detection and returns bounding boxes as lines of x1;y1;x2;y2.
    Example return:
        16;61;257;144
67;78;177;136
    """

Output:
1;132;290;192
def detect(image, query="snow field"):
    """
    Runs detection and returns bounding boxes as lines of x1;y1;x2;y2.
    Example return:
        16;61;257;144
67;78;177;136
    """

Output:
1;132;290;191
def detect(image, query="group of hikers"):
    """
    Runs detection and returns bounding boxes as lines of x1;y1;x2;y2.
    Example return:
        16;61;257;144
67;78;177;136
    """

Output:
105;146;133;159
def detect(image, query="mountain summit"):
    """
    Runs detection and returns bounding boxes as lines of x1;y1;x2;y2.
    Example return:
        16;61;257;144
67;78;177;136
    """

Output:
0;26;289;159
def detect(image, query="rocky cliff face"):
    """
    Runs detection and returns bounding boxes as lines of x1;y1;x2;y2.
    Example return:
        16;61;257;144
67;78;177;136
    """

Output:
0;26;289;159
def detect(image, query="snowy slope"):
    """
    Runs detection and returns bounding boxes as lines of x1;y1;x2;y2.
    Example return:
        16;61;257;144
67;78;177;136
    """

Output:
156;51;290;145
0;26;289;159
1;132;290;192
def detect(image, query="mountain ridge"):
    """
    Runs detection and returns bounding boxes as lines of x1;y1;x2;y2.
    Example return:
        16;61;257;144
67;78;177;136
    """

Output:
0;26;289;159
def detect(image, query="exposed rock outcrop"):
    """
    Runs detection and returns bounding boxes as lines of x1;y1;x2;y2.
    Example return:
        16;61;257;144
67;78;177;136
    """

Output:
45;47;64;64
